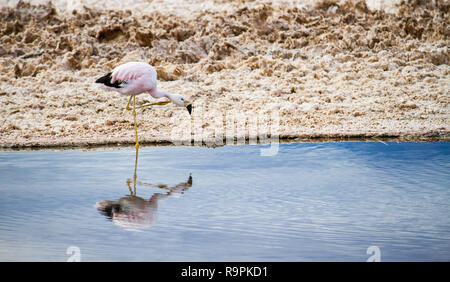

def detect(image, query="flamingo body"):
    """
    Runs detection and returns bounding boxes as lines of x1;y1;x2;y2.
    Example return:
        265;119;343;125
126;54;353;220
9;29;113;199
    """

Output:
95;61;192;149
96;62;157;96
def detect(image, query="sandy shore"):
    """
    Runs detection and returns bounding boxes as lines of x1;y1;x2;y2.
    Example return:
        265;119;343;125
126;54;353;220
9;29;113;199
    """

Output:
0;0;449;148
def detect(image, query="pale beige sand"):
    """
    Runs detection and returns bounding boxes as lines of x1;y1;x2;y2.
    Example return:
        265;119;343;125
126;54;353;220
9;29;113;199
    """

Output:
0;0;449;148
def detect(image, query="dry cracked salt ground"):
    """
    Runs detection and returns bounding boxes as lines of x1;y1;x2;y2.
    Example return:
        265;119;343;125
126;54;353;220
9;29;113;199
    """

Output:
0;0;449;148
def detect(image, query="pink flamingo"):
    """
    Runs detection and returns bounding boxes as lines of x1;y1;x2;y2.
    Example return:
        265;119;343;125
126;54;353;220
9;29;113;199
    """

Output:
95;61;192;149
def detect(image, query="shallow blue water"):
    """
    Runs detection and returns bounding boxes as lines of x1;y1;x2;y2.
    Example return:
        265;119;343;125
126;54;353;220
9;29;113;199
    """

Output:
0;142;449;261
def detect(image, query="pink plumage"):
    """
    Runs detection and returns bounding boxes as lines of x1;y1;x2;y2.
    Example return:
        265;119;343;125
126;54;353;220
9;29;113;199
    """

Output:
95;61;191;152
97;61;157;96
95;61;192;112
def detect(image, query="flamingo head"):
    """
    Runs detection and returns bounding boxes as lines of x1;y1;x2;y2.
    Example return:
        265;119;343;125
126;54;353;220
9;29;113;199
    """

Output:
169;94;192;115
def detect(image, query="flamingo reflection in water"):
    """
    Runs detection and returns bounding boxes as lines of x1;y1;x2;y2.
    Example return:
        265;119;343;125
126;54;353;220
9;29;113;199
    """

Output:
96;147;192;230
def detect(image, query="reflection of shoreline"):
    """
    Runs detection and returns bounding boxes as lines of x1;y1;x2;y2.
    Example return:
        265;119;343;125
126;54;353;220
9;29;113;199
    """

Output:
96;174;193;230
3;135;448;151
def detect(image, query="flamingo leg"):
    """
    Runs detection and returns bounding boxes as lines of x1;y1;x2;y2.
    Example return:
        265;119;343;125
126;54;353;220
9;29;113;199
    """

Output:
126;95;133;111
125;96;169;150
126;178;134;195
126;116;140;197
132;139;138;196
132;95;139;150
136;99;171;109
126;146;138;196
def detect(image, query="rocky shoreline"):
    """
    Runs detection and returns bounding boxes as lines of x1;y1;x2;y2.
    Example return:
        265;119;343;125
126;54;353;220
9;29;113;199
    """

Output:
1;0;449;148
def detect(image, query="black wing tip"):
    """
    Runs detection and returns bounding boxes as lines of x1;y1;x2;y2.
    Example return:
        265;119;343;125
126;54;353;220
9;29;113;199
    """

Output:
95;72;112;84
95;72;122;88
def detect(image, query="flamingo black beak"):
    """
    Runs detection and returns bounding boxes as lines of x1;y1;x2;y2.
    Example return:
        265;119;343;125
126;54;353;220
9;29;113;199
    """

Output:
185;102;192;115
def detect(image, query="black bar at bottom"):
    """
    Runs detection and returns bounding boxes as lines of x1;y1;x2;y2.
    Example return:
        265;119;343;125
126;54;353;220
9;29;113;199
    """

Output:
2;261;447;280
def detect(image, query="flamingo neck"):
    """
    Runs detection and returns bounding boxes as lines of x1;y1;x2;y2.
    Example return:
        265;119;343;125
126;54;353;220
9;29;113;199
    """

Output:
151;89;176;100
151;89;169;98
